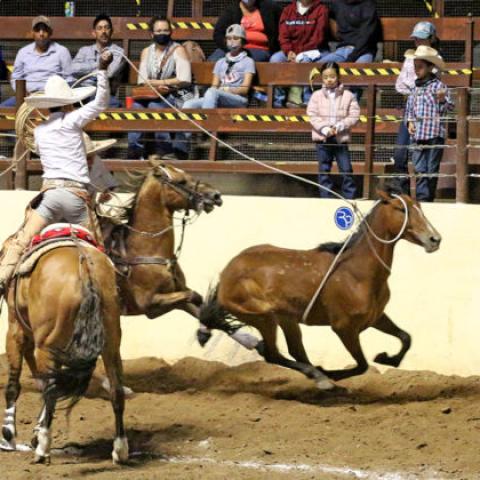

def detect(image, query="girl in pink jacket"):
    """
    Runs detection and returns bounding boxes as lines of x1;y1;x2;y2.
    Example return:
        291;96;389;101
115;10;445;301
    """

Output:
307;62;360;199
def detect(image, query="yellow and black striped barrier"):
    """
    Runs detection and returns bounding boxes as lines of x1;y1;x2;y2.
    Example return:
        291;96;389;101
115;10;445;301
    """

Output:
423;0;440;19
0;111;403;124
98;111;207;121
126;21;214;31
232;113;403;123
310;66;475;79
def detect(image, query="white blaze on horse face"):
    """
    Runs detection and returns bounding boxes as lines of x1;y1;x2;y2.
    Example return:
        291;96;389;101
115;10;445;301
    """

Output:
159;166;172;180
412;204;441;251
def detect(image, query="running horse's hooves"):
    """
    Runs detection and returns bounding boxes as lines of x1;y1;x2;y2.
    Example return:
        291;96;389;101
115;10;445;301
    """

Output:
374;352;401;368
196;328;212;347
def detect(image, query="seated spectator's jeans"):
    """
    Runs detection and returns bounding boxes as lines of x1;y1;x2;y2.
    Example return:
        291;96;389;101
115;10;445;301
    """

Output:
269;50;329;107
316;138;356;199
0;96;16;107
392;119;411;195
208;48;271;62
183;88;248;109
411;137;444;202
317;47;375;103
127;96;189;156
320;46;374;64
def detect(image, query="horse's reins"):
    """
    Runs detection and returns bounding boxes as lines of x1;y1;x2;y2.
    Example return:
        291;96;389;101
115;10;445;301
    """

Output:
301;194;409;323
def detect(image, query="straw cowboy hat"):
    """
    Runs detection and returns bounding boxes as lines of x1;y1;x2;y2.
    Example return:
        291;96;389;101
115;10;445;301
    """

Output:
404;45;445;71
83;133;117;156
25;75;96;109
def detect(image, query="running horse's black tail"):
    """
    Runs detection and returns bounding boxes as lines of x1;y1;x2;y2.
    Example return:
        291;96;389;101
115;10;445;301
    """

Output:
43;260;104;408
199;284;245;337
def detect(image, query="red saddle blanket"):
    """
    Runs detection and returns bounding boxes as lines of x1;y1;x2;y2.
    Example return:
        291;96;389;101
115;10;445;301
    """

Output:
30;223;103;251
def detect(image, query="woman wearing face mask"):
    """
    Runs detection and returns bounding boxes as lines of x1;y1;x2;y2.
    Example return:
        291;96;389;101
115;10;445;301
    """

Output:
209;0;281;62
392;21;440;195
184;25;255;109
127;16;194;160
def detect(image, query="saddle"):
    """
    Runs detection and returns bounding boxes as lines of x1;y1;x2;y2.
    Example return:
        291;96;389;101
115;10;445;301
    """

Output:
17;223;104;276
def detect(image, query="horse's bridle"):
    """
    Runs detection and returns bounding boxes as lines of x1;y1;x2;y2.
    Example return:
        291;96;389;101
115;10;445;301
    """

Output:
155;166;205;213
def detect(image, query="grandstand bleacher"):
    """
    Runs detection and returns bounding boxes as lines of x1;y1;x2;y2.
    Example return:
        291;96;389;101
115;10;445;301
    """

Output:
0;0;479;201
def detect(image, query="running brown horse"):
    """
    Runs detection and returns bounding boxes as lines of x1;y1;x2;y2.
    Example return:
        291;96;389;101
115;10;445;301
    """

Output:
200;188;441;390
1;240;127;464
101;158;222;324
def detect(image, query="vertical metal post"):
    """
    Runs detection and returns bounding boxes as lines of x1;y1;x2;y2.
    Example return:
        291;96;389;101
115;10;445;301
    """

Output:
14;79;28;190
456;88;469;203
363;84;376;199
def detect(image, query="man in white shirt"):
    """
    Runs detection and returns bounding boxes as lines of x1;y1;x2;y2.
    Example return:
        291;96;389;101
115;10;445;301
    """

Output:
0;50;113;296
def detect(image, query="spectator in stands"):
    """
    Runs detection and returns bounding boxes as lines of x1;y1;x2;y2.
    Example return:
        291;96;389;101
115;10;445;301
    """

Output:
270;0;329;107
393;21;439;195
307;62;359;199
405;46;454;202
320;0;382;64
71;14;126;107
127;17;194;160
183;25;255;109
209;0;281;62
1;16;73;107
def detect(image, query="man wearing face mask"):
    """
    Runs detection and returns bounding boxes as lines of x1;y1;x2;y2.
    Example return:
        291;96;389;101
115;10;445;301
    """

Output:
128;16;193;160
209;0;281;62
1;16;73;107
184;24;255;109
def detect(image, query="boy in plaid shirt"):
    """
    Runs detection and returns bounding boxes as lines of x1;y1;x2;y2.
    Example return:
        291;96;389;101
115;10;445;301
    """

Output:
405;46;454;202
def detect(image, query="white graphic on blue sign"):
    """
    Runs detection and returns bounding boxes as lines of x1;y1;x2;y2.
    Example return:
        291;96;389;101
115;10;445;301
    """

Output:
334;206;355;230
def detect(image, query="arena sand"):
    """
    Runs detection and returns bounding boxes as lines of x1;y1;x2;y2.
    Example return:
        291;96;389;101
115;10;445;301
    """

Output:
1;354;479;479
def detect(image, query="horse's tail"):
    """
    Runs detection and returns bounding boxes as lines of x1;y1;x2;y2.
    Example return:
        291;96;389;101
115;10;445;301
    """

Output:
199;283;245;335
44;258;104;407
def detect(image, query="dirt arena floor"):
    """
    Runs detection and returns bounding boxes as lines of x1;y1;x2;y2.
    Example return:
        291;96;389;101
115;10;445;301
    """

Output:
1;354;480;479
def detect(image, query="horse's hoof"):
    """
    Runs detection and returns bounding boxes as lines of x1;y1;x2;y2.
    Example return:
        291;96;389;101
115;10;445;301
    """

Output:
2;425;15;444
374;352;400;367
33;454;50;465
255;340;265;357
112;436;129;465
196;328;212;347
315;379;336;391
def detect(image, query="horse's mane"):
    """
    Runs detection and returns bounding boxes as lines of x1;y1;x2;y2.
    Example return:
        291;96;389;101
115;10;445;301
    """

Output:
120;168;154;223
317;206;376;254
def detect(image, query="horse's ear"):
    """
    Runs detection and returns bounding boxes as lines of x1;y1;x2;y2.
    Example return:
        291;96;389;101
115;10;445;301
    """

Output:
148;155;164;169
376;189;391;203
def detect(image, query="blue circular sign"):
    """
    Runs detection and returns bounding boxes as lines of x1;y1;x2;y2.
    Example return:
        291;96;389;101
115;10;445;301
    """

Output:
334;207;355;230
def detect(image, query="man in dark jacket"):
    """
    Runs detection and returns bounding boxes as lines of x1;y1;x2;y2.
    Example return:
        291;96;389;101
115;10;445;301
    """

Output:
209;0;282;61
321;0;382;63
270;0;329;106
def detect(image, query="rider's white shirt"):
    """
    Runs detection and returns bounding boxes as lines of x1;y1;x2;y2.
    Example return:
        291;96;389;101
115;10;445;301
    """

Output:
34;70;110;184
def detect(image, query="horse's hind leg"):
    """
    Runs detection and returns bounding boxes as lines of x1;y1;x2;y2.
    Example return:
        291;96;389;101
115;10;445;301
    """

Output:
321;326;368;381
31;349;56;464
373;313;412;368
1;326;25;450
102;343;128;464
258;318;334;390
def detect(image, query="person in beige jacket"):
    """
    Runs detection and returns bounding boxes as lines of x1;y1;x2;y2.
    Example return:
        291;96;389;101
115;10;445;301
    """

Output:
307;62;360;199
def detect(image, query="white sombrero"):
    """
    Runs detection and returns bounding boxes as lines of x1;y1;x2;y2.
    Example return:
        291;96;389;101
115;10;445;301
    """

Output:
404;45;445;72
83;133;117;155
25;75;96;109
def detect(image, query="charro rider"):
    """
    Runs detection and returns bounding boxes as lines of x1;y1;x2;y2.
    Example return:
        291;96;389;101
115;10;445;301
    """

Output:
0;49;114;297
